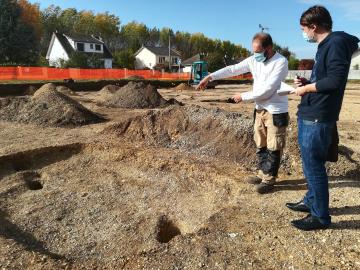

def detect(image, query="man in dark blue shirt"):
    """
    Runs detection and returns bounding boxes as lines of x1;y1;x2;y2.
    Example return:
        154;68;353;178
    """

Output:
286;5;359;230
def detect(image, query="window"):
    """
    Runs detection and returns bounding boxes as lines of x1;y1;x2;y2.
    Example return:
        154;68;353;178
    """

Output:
95;44;101;51
90;44;94;49
159;56;166;63
77;43;84;51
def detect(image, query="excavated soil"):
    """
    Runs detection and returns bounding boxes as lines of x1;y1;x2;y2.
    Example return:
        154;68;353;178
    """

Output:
96;84;121;103
173;83;195;91
56;86;77;96
99;82;182;109
0;83;104;127
103;105;256;166
1;83;360;269
101;82;167;108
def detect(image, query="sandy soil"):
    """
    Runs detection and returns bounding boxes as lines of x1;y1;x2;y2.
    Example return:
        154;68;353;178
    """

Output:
1;82;360;269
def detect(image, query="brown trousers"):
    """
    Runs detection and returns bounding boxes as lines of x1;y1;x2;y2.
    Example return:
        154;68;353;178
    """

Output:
254;110;287;151
254;110;287;183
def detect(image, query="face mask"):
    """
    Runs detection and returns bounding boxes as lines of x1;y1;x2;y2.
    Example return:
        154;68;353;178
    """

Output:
303;31;316;43
254;51;267;63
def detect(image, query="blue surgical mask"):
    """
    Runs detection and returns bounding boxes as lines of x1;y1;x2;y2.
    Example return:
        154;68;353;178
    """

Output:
303;31;316;43
254;51;267;63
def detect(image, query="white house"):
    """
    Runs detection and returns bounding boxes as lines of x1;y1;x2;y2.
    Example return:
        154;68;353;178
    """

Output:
46;32;113;68
351;49;360;70
134;46;181;71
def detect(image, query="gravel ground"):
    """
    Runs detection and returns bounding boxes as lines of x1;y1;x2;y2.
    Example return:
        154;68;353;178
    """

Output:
0;83;360;269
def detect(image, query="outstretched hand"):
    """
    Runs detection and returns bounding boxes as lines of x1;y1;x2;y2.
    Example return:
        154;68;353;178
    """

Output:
196;76;212;91
232;94;242;103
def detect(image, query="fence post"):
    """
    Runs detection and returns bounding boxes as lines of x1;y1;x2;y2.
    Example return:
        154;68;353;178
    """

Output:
42;67;48;80
16;66;22;80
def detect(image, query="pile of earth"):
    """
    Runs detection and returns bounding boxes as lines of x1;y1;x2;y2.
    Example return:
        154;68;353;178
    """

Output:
103;105;257;167
173;83;195;91
56;85;77;96
0;83;104;127
103;104;360;177
99;82;182;108
96;84;120;103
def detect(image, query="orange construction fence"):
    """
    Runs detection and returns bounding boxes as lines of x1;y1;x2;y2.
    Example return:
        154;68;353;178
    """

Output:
0;67;252;81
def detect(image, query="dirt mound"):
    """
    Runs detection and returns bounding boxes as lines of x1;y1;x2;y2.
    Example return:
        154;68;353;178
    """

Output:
56;85;77;96
103;105;256;166
102;105;358;177
173;83;195;91
96;84;121;102
0;83;104;127
101;81;181;108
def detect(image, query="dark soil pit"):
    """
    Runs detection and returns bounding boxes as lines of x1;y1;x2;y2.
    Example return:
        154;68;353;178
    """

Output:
156;215;182;243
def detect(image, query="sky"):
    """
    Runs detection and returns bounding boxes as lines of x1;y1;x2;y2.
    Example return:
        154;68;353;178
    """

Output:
28;0;360;59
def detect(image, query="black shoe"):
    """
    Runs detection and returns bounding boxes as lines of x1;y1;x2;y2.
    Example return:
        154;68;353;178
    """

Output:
256;182;274;194
291;214;330;231
286;200;310;213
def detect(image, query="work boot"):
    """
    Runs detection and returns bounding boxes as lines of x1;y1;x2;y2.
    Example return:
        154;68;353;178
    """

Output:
245;175;262;185
255;182;275;194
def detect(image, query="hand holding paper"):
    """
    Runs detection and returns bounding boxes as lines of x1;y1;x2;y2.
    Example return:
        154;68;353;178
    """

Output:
277;82;295;96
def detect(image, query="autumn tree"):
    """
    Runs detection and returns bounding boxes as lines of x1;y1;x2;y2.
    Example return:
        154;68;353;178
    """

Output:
17;0;42;39
120;22;149;52
0;0;40;65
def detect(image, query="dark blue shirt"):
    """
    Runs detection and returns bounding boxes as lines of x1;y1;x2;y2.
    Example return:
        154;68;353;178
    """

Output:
297;31;359;122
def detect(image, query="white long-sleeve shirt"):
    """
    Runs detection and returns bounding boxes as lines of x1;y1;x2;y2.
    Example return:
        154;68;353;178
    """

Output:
210;52;289;114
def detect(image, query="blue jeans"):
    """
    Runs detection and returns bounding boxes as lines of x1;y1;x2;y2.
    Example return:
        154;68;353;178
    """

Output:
297;118;335;225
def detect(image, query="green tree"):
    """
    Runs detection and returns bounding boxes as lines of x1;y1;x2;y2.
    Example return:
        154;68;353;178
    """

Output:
62;52;89;68
113;50;135;69
121;22;149;51
288;55;300;70
40;5;63;54
87;53;104;68
205;52;226;72
273;42;291;60
0;0;40;65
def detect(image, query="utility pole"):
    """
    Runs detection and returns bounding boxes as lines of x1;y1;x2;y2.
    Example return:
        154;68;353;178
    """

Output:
168;30;171;72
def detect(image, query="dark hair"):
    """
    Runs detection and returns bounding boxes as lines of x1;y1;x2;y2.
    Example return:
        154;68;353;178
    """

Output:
300;5;333;31
252;33;273;48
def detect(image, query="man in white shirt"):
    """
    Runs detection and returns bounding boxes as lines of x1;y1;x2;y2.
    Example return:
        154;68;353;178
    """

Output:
197;33;289;194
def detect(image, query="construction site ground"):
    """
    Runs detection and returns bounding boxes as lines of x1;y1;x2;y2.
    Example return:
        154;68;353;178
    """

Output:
1;82;360;269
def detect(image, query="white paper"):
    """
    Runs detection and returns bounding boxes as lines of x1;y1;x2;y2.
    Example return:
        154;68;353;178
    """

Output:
277;82;295;96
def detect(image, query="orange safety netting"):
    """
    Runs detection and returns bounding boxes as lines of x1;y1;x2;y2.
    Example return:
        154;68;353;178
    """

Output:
0;67;252;81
